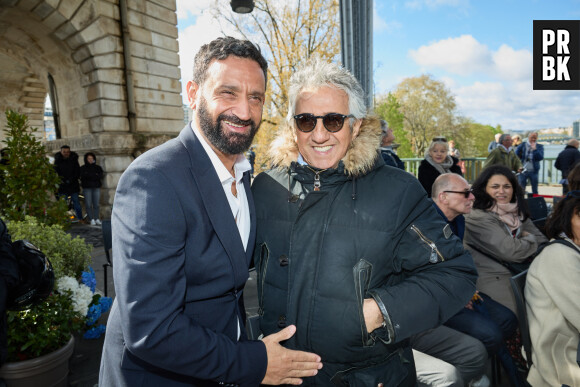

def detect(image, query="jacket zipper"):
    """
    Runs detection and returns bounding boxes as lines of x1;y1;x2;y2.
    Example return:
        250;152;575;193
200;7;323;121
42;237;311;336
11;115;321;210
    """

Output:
410;225;444;263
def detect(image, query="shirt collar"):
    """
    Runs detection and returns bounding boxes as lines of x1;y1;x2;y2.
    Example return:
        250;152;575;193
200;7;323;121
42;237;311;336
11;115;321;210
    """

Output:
191;123;251;184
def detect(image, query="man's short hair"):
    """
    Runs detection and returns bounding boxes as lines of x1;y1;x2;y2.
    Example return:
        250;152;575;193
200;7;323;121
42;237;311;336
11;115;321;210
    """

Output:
498;133;511;145
60;145;70;150
568;138;579;148
192;36;268;87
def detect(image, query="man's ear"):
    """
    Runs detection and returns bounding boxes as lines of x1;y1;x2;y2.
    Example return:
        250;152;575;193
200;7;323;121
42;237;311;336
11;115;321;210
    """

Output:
351;118;363;140
186;81;200;110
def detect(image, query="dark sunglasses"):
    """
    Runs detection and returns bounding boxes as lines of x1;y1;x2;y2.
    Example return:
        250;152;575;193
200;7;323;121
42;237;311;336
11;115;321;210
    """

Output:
443;189;473;198
293;113;354;133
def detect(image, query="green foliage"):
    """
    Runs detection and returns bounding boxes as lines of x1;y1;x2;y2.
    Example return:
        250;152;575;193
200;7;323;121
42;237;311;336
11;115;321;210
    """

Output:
375;93;414;158
7;216;92;280
6;291;84;361
0;110;68;225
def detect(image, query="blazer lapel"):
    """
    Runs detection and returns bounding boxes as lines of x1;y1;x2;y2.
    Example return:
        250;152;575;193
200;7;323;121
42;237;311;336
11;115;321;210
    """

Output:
179;125;249;279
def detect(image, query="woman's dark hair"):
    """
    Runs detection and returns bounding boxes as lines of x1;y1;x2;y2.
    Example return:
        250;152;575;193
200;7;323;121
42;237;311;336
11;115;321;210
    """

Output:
83;152;96;165
472;165;530;220
545;194;580;240
568;163;580;191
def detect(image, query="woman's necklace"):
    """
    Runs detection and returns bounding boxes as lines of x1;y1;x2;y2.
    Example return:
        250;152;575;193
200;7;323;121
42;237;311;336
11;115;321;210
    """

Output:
305;165;328;191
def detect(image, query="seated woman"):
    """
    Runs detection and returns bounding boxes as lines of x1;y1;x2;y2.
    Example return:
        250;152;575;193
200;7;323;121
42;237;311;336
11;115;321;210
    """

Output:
464;165;547;316
418;137;462;197
525;191;580;387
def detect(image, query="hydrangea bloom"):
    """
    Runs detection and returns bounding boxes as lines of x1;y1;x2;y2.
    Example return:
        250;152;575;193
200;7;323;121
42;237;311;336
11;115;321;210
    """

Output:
81;267;97;292
56;276;93;316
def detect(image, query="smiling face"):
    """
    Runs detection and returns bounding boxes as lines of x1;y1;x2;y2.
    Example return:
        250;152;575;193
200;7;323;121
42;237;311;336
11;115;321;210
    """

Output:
485;174;514;204
429;143;448;164
187;56;266;159
294;86;361;169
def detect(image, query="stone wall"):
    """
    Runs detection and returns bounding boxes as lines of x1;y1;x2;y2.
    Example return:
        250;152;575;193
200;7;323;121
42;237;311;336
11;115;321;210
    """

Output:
0;0;184;218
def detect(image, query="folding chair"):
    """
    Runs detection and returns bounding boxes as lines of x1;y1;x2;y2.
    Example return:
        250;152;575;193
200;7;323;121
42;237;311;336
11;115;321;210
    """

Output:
509;270;533;369
101;219;113;297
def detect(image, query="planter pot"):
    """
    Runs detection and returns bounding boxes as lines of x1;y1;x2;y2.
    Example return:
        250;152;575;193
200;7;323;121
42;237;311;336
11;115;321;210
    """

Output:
0;336;75;387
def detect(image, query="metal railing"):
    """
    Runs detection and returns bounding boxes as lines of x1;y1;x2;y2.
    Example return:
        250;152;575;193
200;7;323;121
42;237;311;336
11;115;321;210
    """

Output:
402;157;562;184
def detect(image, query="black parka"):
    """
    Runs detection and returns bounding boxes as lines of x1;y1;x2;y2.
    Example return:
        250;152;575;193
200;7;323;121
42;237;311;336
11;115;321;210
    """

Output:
252;117;477;386
54;151;80;195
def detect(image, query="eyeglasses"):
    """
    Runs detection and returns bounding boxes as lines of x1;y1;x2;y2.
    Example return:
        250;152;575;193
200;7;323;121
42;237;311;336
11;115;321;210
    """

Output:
443;189;473;198
432;137;447;142
293;113;354;133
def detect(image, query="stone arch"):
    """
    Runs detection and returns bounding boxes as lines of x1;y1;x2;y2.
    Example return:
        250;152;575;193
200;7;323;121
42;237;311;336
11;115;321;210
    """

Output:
0;0;183;217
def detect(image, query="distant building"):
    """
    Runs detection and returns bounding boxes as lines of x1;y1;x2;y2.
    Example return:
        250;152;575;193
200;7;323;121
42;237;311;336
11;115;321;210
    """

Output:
44;107;56;141
183;104;192;124
574;120;579;138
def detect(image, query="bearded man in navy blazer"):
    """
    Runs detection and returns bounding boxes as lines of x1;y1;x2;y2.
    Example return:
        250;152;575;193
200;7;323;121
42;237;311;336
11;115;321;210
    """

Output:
99;37;322;386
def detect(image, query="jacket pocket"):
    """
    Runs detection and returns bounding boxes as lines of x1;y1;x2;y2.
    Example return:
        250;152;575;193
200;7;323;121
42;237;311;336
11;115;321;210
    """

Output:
353;259;373;347
409;224;444;264
255;243;269;316
330;347;414;386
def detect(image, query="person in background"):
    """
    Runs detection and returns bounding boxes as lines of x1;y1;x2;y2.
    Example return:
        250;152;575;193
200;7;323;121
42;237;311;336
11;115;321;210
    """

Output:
252;59;477;385
487;133;501;153
418;137;462;197
0;217;19;368
448;140;466;175
379;119;405;170
515;132;544;194
99;36;322;387
245;146;256;178
568;163;580;192
483;134;522;172
80;152;104;226
54;145;83;222
555;138;580;194
525;191;580;386
463;165;547;316
511;134;522;148
431;174;524;387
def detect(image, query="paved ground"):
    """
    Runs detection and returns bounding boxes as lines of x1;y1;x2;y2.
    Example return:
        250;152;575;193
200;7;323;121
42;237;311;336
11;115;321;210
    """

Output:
66;183;563;385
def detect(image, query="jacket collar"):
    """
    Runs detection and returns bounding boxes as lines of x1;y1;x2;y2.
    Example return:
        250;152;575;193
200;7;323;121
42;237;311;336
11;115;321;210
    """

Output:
268;115;382;178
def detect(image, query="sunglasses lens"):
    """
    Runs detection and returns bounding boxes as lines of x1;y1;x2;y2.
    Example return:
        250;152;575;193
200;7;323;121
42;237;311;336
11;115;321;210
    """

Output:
323;114;346;132
295;114;316;132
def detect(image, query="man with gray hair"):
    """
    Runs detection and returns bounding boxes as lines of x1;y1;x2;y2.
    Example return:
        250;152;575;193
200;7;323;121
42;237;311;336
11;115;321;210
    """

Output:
515;132;544;194
555;138;580;194
483;133;522;172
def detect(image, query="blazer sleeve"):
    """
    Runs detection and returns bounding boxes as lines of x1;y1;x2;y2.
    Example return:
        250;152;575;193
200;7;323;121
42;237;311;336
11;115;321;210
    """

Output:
112;164;267;386
465;213;541;263
534;144;544;161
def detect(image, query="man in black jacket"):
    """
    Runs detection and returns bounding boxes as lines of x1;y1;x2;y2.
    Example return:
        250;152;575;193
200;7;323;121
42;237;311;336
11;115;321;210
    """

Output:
0;218;19;367
54;145;83;221
555;139;580;194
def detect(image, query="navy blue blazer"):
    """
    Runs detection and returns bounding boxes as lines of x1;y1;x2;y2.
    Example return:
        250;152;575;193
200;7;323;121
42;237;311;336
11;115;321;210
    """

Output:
99;124;267;386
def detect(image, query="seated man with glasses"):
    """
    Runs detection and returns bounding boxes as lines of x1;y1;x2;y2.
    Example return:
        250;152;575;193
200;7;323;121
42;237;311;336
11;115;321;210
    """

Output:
432;174;523;387
251;59;478;385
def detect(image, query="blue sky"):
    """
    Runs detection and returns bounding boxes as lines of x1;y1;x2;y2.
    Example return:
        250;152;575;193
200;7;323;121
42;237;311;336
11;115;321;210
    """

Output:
175;0;580;132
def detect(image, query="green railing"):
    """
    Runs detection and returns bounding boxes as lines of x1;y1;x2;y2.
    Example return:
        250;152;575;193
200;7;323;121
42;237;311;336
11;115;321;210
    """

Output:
402;157;562;184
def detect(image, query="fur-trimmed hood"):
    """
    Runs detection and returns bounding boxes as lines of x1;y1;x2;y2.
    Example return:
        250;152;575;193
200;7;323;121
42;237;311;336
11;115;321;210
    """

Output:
267;115;383;177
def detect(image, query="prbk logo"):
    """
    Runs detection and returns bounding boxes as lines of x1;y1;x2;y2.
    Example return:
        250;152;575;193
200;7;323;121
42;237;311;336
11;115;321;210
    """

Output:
533;20;580;90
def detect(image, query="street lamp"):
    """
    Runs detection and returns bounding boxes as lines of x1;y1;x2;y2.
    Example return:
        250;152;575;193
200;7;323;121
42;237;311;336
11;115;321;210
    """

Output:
230;0;254;13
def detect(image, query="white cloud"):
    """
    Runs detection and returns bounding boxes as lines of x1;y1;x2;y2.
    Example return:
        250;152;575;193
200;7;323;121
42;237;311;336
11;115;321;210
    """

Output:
491;44;532;81
409;35;491;76
405;0;470;10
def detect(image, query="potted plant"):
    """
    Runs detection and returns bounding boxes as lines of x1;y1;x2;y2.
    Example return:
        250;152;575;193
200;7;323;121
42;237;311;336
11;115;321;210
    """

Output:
0;216;112;387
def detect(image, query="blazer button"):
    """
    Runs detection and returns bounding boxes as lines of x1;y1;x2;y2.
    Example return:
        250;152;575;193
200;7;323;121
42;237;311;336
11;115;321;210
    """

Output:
279;255;289;266
289;194;299;203
277;315;287;328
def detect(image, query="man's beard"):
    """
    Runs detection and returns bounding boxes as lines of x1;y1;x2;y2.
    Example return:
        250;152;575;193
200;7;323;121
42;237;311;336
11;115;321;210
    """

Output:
198;98;260;155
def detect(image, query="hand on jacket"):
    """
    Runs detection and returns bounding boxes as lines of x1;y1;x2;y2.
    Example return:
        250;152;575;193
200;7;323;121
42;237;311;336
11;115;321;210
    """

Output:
363;298;384;332
261;325;322;385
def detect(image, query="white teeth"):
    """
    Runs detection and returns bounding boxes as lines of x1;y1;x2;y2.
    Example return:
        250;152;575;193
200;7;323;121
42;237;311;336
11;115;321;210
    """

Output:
225;121;245;128
314;145;332;152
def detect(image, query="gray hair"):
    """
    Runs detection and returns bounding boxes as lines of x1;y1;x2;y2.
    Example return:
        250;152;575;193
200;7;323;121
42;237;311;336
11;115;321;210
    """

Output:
286;59;367;126
498;133;511;145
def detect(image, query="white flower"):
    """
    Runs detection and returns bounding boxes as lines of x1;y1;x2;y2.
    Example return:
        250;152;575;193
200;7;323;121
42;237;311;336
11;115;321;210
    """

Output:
56;276;94;316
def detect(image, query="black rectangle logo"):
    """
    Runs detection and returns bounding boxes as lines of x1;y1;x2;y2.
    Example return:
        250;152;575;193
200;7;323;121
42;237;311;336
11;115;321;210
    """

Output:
533;20;580;90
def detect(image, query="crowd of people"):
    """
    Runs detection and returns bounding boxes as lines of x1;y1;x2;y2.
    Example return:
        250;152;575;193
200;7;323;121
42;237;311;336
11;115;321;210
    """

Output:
5;35;578;386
